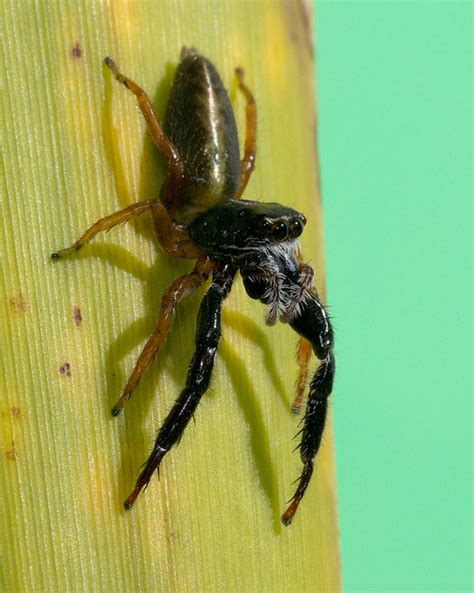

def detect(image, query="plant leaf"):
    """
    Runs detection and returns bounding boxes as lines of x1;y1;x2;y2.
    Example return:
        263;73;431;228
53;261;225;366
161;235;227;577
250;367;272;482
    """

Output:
1;1;340;591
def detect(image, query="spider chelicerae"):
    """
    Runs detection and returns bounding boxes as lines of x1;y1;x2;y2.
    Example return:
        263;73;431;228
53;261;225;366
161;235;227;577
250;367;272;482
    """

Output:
52;47;335;526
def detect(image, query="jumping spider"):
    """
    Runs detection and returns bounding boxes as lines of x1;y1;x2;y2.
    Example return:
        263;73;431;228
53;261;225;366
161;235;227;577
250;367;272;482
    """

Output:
52;48;335;526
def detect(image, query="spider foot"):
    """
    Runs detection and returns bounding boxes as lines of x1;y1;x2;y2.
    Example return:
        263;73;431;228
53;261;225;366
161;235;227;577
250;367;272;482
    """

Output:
291;399;303;415
104;57;130;88
235;66;245;81
111;389;132;416
124;484;144;510
124;445;167;510
281;460;314;526
51;244;78;260
104;56;117;71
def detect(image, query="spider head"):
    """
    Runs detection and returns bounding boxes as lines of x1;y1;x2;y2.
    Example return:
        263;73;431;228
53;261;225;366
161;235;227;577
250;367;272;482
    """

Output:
188;199;306;259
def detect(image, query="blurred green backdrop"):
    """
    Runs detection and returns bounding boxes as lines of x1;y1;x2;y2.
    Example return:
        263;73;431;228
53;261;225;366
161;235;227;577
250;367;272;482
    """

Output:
314;2;472;592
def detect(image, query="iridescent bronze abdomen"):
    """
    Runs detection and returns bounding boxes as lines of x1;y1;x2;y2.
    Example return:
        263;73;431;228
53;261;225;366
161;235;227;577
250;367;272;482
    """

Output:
163;48;241;222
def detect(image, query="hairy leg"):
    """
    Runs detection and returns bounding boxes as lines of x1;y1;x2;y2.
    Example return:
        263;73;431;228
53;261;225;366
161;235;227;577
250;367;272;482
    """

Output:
124;263;236;509
111;257;213;415
292;337;313;414
51;201;158;260
234;67;256;199
282;293;335;525
51;199;200;260
282;351;334;525
105;57;183;206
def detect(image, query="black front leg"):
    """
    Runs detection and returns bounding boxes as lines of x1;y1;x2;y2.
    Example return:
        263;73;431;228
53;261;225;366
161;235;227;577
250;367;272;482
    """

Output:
282;293;335;525
124;263;236;509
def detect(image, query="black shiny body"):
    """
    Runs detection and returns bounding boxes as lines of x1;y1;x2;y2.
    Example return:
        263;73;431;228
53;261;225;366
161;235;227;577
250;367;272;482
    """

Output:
163;49;241;222
188;198;306;258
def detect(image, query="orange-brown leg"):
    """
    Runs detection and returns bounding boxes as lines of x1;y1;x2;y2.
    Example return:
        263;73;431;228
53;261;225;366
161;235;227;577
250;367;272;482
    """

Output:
51;199;202;261
111;256;213;415
290;256;315;414
51;201;159;260
150;202;201;259
235;67;257;199
292;337;312;415
104;57;184;206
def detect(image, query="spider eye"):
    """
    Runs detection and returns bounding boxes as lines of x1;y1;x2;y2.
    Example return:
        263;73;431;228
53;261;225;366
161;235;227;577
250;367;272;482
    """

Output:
272;221;288;241
289;219;304;238
262;218;273;233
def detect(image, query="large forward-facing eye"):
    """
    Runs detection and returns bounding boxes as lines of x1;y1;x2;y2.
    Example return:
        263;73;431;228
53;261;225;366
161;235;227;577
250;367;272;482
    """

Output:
289;219;304;238
272;221;288;241
262;218;273;233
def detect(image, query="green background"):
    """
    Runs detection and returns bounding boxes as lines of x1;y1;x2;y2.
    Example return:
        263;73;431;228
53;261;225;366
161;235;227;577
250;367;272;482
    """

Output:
315;1;472;592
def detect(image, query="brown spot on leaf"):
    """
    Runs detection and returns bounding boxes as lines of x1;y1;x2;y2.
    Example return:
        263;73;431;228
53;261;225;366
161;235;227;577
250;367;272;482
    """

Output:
10;406;21;419
5;441;17;461
9;294;27;314
59;362;71;377
73;306;82;326
72;43;82;58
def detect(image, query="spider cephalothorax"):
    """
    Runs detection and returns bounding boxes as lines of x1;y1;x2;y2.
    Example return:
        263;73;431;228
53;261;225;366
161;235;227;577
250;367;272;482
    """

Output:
52;48;334;526
189;199;312;325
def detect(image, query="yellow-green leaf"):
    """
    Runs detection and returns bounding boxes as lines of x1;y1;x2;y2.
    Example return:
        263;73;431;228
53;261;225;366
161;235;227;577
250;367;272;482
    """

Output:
1;1;340;591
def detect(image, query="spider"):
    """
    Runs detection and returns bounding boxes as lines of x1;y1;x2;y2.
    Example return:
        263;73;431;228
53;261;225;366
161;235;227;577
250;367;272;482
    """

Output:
52;47;334;526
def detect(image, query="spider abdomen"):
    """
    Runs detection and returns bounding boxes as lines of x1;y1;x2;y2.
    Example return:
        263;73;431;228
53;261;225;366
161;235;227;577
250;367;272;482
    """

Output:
163;48;241;222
